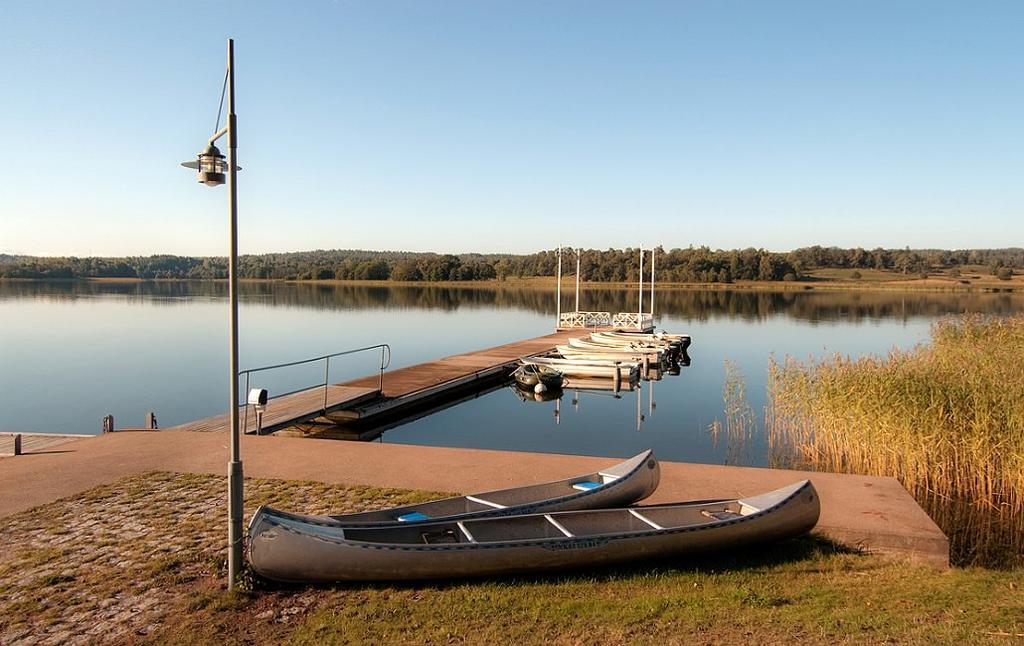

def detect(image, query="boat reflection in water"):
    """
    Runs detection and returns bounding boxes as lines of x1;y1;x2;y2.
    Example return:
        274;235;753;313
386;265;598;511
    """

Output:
510;347;685;432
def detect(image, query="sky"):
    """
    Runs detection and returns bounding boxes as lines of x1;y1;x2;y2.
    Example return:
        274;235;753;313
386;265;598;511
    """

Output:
0;1;1021;257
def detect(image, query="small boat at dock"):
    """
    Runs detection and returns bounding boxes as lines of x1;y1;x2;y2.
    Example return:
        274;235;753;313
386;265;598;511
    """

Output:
248;480;820;582
556;345;663;364
254;450;660;529
524;357;640;381
567;337;665;358
596;331;691;349
513;363;564;390
590;332;678;350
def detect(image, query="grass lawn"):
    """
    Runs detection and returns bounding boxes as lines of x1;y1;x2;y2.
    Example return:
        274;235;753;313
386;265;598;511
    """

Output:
0;472;1021;644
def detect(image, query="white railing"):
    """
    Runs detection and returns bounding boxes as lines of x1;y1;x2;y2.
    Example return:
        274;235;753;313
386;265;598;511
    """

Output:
558;311;612;329
611;312;655;331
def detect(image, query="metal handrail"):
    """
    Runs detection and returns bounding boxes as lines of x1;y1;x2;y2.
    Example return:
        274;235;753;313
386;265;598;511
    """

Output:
240;344;391;433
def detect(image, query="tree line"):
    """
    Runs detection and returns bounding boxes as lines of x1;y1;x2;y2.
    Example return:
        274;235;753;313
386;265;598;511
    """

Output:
1;246;1021;282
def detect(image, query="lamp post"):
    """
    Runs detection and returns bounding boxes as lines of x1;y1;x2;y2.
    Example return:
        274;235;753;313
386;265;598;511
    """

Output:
181;38;243;589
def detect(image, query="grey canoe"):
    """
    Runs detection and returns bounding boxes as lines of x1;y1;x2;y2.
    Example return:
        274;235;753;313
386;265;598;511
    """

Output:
248;480;820;583
254;450;660;529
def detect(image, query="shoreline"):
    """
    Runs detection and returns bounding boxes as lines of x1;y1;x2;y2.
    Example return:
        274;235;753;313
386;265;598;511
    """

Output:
2;275;1020;294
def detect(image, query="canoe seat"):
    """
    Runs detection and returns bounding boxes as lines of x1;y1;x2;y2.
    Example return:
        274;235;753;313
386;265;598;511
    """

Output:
701;509;742;521
420;528;460;544
397;512;430;522
572;481;602;491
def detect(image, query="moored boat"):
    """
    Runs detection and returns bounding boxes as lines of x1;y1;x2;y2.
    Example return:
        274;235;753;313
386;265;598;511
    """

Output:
598;330;691;350
524;357;640;380
556;345;662;364
567;337;664;358
513;363;564;390
255;450;660;529
590;332;678;349
249;480;820;582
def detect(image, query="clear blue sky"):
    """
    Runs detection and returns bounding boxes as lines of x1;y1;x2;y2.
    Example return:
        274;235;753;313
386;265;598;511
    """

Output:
1;1;1021;256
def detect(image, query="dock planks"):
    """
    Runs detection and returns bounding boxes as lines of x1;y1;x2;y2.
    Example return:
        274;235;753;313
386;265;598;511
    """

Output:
167;385;379;434
331;329;592;421
172;328;596;435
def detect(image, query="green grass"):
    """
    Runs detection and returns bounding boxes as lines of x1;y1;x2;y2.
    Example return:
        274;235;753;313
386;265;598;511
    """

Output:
769;314;1024;567
2;472;1022;644
162;538;1024;645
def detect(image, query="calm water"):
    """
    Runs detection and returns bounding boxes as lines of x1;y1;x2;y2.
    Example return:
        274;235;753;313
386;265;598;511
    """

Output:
2;281;1021;466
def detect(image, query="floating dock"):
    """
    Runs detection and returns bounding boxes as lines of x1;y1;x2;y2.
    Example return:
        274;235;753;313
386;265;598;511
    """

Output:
166;328;599;439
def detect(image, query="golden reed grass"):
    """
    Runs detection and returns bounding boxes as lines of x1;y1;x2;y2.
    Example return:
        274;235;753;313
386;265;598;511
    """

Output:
768;314;1024;567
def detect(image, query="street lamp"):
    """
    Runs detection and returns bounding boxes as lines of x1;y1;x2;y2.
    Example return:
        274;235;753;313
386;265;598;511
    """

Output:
180;38;244;589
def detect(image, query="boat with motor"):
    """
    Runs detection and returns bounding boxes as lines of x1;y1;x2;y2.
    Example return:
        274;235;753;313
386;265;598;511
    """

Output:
248;480;820;582
597;330;691;350
523;357;640;381
254;450;660;529
556;345;663;364
567;337;664;358
590;332;678;350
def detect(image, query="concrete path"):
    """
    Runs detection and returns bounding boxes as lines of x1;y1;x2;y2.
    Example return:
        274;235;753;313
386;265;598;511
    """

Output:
0;430;948;567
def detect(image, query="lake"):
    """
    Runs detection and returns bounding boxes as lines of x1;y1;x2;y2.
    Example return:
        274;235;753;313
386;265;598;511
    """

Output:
2;280;1021;466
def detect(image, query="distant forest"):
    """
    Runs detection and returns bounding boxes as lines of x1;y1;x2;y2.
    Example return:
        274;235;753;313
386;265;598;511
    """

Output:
1;247;1021;283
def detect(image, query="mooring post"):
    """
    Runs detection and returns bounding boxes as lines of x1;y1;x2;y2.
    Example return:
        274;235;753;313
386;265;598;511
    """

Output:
613;364;622;394
4;434;22;457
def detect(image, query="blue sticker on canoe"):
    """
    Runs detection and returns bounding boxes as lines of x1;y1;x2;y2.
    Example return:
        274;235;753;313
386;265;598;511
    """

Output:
572;481;601;491
397;512;430;522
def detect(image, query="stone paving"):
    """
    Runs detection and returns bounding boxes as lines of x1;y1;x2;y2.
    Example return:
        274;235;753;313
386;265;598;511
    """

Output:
0;472;439;645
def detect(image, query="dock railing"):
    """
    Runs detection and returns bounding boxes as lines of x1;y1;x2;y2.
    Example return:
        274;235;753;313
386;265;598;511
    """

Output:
558;311;612;329
240;344;391;431
611;312;655;331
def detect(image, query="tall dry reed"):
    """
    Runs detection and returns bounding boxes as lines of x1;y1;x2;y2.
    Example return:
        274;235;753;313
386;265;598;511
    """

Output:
768;314;1024;567
709;361;756;466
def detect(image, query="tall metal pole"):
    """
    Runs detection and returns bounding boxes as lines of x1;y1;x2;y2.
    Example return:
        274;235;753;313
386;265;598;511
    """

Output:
555;246;562;330
638;245;644;326
650;247;655;316
575;248;581;313
225;38;244;589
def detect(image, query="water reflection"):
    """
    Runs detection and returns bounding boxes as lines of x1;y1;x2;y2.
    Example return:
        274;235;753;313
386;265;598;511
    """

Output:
4;280;1021;322
3;281;1023;465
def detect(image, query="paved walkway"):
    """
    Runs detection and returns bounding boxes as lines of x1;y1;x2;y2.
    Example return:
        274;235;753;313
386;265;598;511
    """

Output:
0;430;948;567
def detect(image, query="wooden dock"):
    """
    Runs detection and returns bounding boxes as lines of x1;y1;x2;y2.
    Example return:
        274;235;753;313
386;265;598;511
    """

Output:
327;329;593;425
168;329;595;439
167;385;379;434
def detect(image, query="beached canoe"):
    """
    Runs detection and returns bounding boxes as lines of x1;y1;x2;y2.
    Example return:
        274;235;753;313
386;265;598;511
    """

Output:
249;480;820;582
254;450;660;529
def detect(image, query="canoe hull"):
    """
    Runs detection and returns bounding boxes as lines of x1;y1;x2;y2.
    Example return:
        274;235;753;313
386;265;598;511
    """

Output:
250;481;820;583
256;450;660;529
